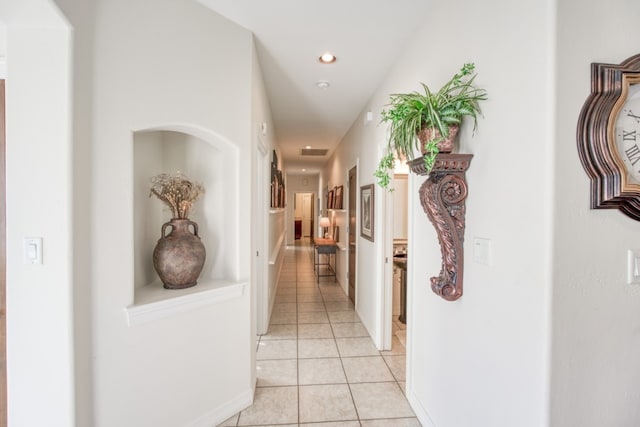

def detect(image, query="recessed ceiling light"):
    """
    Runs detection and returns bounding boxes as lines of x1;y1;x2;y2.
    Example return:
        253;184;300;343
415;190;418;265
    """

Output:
316;80;330;89
302;169;306;172
305;145;312;149
319;52;337;64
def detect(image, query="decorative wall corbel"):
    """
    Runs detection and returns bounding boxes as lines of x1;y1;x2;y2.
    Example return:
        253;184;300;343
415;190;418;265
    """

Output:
408;154;472;301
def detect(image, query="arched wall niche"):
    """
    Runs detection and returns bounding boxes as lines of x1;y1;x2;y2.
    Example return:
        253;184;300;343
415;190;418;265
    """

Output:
132;123;240;306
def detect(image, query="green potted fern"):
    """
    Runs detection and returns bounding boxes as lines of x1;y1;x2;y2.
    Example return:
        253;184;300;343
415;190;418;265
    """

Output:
375;63;487;189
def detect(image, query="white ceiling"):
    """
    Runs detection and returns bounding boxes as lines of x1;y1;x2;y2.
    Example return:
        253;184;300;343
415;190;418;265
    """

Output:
198;0;432;173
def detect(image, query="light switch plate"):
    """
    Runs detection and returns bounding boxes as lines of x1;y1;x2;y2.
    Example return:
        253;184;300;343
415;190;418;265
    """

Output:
473;237;492;266
627;249;640;285
23;237;43;265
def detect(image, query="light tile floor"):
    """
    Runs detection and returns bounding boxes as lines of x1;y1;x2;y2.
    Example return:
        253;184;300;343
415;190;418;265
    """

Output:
218;239;421;427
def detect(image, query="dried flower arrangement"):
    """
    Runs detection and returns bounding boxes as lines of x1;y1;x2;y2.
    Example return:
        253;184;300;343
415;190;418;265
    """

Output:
149;172;205;219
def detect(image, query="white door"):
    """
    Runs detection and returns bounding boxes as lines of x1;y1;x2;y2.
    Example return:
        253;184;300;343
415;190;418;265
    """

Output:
302;193;312;237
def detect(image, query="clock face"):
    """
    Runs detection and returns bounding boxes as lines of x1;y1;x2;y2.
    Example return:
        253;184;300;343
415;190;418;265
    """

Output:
615;82;640;184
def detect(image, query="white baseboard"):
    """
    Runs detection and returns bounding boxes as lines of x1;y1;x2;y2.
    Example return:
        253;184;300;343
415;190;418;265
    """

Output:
406;387;437;427
184;387;253;427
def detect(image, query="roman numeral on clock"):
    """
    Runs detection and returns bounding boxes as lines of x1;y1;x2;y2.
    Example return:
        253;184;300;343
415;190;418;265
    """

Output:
623;129;637;141
625;144;640;166
628;110;640;124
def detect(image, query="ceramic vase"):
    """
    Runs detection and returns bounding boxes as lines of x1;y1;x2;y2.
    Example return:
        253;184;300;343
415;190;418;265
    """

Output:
153;218;206;289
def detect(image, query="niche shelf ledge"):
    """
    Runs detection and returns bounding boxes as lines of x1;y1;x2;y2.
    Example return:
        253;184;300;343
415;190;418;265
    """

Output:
126;279;247;326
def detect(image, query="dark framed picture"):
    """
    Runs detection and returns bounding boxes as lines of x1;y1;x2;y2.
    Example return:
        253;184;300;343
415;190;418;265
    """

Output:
334;185;343;209
327;189;334;210
360;184;374;241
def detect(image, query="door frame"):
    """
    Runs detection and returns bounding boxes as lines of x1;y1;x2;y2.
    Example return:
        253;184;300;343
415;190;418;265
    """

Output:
381;172;396;351
294;192;314;238
0;79;7;427
347;162;358;306
254;135;269;335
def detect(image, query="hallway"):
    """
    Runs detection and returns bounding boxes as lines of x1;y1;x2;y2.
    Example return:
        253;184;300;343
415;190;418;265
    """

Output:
218;240;420;426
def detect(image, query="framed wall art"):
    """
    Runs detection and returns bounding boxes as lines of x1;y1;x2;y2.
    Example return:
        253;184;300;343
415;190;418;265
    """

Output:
360;184;374;241
334;185;343;209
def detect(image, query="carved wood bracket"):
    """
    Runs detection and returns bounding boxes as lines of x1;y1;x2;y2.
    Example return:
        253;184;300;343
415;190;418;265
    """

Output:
408;154;473;301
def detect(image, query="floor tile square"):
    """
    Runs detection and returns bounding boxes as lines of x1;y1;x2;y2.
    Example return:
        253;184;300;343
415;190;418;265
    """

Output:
298;323;334;339
297;287;322;296
297;281;318;288
298;358;346;385
261;324;297;340
324;301;355;312
274;294;296;303
341;356;394;383
300;422;360;427
383;354;406;381
298;338;339;358
273;302;297;313
322;293;349;302
237;386;298;426
256;339;297;360
331;322;369;338
360;418;422;427
298;311;329;324
270;312;297;325
299;384;357;423
298;294;324;303
335;337;380;357
256;359;298;387
298;302;326;312
349;382;415;420
276;287;297;296
328;311;361;323
278;281;297;288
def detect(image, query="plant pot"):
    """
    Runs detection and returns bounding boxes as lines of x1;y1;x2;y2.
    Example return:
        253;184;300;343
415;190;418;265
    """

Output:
417;124;460;154
153;218;206;289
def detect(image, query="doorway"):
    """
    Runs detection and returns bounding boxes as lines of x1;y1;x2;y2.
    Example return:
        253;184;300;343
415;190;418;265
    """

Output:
348;166;357;304
294;192;314;240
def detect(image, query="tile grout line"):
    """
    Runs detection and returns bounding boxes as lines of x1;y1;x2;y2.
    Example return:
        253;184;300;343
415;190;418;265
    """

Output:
323;270;362;425
295;241;301;427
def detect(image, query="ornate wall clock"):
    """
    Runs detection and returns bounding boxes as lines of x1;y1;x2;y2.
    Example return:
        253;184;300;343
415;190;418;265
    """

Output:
577;53;640;220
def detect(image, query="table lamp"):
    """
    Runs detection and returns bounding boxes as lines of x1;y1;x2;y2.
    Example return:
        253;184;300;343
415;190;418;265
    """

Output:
319;216;331;238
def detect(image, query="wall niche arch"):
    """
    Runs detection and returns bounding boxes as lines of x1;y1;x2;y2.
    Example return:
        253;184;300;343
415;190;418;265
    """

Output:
129;124;242;323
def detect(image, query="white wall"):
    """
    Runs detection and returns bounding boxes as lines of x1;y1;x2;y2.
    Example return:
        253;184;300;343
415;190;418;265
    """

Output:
551;0;640;426
323;111;383;341
392;1;554;423
251;44;279;338
1;1;76;426
74;0;255;425
326;0;555;424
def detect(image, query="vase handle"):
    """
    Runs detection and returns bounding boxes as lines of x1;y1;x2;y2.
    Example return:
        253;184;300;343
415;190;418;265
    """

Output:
161;222;174;239
188;220;199;237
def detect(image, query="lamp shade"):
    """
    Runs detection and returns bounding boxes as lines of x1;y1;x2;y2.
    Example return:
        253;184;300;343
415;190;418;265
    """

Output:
319;217;331;227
